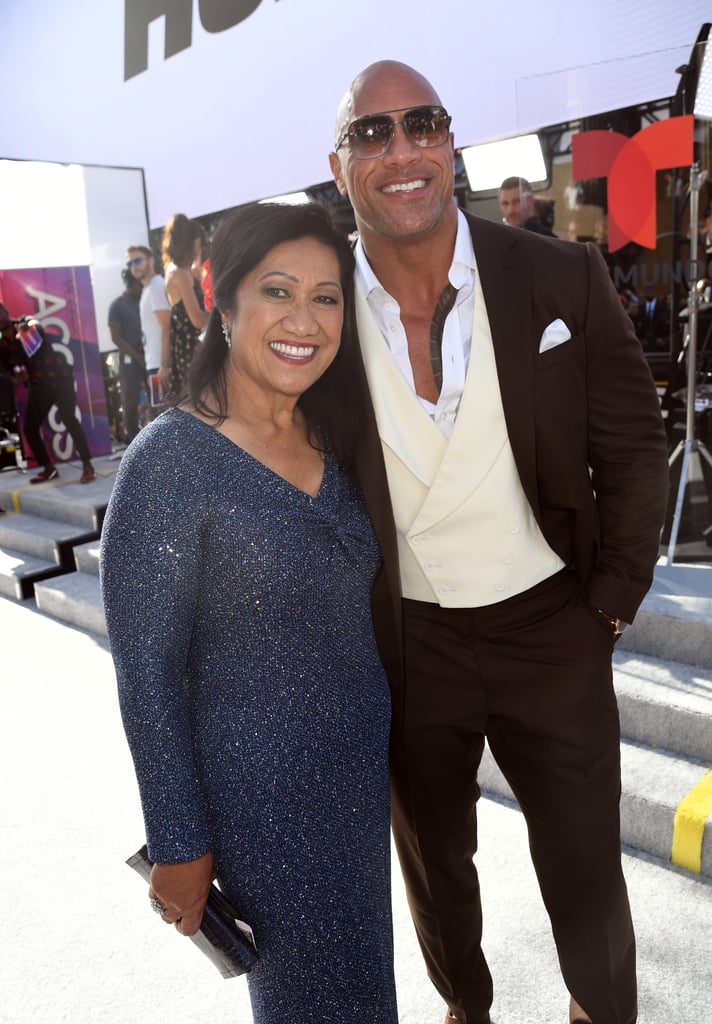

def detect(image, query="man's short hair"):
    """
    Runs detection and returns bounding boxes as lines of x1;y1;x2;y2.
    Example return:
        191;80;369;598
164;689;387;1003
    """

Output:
500;176;533;195
126;244;154;260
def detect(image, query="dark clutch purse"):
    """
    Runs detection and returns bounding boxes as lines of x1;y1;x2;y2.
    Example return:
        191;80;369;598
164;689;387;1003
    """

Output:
126;845;259;979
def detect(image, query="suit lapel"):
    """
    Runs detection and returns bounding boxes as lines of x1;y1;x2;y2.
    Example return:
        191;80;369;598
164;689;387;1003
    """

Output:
410;266;508;532
467;214;541;522
355;279;447;486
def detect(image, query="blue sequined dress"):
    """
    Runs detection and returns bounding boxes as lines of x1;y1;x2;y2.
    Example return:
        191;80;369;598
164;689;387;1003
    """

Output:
100;408;398;1023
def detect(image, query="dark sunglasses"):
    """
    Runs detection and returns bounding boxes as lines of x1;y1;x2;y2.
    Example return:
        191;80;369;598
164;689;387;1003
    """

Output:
335;105;452;160
126;256;146;268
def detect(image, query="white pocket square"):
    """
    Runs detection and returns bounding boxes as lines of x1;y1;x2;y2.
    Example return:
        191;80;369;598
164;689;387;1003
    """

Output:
539;318;571;353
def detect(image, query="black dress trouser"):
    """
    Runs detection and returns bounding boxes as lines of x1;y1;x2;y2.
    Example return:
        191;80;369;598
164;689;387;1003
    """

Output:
390;568;636;1024
119;361;146;442
23;378;92;468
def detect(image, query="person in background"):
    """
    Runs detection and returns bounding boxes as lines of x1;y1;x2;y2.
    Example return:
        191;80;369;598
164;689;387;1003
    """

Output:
534;196;556;234
125;244;171;406
107;268;146;443
635;289;669;353
618;287;640;324
700;202;712;253
0;303;96;484
498;175;556;236
329;60;669;1024
161;213;209;399
101;201;398;1024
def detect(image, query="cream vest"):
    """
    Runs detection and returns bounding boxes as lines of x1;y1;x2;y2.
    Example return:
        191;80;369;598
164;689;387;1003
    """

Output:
356;271;564;608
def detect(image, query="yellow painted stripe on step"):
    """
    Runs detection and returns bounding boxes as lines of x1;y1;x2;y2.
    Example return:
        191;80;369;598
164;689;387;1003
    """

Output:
12;491;20;513
671;770;712;873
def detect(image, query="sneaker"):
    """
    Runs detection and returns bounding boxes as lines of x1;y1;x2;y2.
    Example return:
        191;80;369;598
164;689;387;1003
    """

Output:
29;467;59;484
80;466;96;484
0;506;5;515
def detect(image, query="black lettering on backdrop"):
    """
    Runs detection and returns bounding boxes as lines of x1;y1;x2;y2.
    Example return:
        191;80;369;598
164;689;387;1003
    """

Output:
124;0;193;80
125;0;274;80
199;0;263;34
611;260;712;292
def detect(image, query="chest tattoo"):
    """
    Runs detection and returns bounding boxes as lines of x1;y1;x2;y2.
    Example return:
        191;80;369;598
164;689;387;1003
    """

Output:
429;282;458;393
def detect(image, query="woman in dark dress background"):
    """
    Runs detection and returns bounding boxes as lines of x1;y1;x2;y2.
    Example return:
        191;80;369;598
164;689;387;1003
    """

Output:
162;213;209;399
100;202;398;1024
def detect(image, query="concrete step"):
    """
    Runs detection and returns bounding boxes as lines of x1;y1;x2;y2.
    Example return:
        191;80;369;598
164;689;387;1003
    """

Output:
0;455;121;531
0;511;97;566
619;739;711;875
0;547;66;600
0;512;97;568
479;739;712;878
613;650;712;762
34;571;107;636
619;563;712;669
32;542;105;635
5;474;112;531
73;539;101;577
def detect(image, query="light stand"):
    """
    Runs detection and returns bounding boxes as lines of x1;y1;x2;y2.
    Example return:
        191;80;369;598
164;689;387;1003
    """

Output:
664;161;712;563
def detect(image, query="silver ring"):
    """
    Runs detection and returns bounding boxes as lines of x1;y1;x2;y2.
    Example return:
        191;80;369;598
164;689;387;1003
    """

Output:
150;895;165;915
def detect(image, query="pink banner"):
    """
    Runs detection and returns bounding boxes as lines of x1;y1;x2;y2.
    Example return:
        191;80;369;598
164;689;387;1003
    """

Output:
0;266;111;463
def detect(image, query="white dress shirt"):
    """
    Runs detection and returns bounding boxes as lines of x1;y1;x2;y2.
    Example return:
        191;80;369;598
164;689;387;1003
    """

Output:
354;209;475;438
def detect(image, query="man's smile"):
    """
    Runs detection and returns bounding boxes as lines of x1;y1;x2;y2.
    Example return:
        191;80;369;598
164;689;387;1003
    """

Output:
381;179;428;194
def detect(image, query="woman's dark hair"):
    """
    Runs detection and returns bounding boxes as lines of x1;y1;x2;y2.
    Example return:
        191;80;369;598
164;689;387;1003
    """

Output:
161;213;205;269
185;201;359;468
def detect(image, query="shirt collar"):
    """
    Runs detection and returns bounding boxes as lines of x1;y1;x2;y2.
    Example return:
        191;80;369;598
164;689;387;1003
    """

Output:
355;208;475;298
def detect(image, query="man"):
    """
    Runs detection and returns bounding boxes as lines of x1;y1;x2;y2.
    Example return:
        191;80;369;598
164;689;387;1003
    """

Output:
329;62;669;1024
125;244;171;406
634;289;669;353
108;268;146;442
499;175;556;235
0;303;96;483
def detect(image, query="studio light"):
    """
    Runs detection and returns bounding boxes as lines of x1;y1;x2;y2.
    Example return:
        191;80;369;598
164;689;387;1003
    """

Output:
258;191;311;206
460;133;547;194
666;22;712;563
674;22;712;119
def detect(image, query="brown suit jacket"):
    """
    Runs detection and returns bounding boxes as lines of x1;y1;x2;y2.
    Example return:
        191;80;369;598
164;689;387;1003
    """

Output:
353;212;670;724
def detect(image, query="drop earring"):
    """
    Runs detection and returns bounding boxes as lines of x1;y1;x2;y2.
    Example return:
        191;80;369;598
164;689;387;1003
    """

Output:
222;321;232;348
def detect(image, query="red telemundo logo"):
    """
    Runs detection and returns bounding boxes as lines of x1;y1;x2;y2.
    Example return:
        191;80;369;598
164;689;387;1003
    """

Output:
572;115;694;252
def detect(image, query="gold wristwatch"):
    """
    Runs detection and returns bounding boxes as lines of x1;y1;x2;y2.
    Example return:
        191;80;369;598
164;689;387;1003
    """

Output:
597;609;630;639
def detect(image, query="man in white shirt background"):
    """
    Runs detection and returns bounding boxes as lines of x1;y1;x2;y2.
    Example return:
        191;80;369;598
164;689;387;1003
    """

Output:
125;245;171;410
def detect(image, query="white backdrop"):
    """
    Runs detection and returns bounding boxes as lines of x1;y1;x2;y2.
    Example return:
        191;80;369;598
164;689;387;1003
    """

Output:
0;162;149;351
1;0;709;227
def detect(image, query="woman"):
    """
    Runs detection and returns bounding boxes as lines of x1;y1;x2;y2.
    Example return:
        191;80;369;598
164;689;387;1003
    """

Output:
161;213;209;398
100;202;398;1024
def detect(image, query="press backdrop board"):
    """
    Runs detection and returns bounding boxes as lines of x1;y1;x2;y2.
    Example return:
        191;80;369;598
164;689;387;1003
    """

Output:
1;0;710;227
0;266;112;462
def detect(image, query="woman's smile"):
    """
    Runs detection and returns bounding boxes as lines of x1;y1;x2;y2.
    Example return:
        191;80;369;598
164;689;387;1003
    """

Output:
268;340;318;362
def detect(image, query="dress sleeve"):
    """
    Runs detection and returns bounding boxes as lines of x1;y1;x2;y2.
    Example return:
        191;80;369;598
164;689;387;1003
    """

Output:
100;424;212;864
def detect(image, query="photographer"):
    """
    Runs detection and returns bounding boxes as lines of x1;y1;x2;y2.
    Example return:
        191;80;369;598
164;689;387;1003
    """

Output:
0;303;96;484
